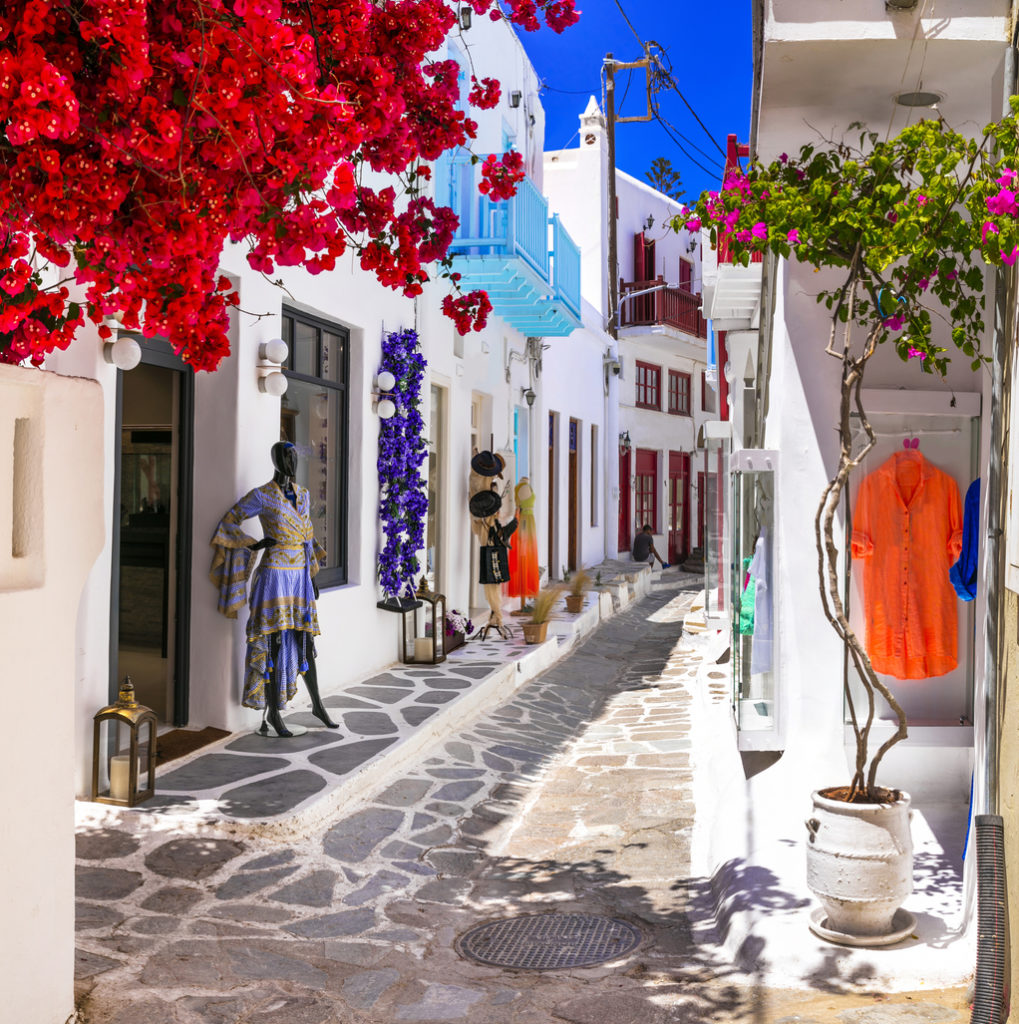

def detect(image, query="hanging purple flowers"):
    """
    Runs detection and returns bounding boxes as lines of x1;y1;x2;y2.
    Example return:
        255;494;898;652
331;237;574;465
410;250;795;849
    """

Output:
377;328;428;602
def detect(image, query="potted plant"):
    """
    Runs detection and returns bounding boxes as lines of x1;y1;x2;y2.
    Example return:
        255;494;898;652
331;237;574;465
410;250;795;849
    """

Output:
678;109;1019;941
521;587;561;644
444;609;473;654
564;567;590;614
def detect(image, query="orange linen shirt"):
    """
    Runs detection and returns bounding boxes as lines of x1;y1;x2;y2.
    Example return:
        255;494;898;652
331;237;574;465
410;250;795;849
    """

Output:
850;450;963;680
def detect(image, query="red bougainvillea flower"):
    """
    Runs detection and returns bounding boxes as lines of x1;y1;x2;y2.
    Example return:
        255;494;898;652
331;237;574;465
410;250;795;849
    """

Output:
478;150;526;201
0;0;576;370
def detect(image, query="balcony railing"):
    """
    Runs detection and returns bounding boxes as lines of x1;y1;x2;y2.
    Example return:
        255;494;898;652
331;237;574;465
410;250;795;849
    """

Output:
619;277;707;338
438;151;582;336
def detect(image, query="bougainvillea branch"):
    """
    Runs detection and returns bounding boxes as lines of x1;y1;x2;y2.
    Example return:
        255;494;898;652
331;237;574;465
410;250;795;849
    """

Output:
0;0;577;370
377;328;428;602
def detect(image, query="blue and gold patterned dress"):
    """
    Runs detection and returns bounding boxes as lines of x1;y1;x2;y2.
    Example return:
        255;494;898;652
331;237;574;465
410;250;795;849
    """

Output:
210;481;326;709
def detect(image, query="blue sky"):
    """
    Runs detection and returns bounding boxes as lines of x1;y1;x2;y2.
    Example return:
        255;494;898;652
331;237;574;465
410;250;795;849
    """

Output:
518;1;754;201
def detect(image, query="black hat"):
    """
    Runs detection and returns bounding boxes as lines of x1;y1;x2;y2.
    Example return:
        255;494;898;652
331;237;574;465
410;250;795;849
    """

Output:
469;489;502;519
471;450;505;477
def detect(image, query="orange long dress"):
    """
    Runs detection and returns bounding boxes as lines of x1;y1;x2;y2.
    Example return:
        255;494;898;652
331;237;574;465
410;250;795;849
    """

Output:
507;482;539;599
850;450;963;680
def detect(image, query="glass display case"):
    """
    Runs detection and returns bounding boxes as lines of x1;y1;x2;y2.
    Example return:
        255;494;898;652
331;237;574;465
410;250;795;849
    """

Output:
730;449;781;749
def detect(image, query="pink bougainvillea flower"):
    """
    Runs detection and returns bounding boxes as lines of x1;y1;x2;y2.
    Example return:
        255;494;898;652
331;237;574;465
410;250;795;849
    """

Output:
787;228;800;244
1002;246;1019;266
914;194;928;206
907;347;927;360
751;221;767;240
886;210;899;223
884;314;906;331
685;217;701;232
996;168;1017;187
986;188;1019;216
982;220;1000;244
778;153;788;164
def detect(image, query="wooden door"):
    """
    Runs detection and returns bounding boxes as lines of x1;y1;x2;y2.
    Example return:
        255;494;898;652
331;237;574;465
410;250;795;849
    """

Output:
567;418;579;571
634;448;657;535
697;470;706;548
668;451;690;563
618;448;631;553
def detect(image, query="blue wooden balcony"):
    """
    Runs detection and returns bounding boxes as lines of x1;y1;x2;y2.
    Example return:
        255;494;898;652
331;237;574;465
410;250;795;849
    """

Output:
436;153;581;337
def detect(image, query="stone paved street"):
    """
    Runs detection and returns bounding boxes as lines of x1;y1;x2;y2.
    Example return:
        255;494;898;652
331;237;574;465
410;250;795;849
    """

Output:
74;575;968;1024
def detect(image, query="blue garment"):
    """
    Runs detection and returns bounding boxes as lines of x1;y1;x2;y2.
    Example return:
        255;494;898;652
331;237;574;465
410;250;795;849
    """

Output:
949;478;980;601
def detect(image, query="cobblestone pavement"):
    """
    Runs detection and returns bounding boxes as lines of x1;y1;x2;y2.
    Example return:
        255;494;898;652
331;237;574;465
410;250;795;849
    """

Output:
74;576;968;1024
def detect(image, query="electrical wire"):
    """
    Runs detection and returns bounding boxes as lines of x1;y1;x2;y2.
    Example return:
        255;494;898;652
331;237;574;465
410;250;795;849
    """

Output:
646;43;727;160
611;0;646;52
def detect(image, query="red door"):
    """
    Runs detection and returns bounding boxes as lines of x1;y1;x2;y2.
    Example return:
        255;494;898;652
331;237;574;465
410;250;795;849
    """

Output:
668;452;690;563
697;470;706;549
617;448;631;553
634;448;658;536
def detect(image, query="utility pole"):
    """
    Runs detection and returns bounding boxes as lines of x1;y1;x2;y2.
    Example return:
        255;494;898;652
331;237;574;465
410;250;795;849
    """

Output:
605;53;619;340
604;52;653;340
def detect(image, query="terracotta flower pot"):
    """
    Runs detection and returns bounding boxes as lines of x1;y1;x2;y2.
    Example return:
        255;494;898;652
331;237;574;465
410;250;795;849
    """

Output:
521;621;549;644
565;594;584;614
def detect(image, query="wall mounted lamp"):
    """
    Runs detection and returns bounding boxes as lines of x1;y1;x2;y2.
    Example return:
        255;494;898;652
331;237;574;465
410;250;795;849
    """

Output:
459;5;472;29
510;91;522;108
373;370;398;419
644;214;654;232
521;387;536;408
102;335;142;372
618;430;632;453
257;336;289;396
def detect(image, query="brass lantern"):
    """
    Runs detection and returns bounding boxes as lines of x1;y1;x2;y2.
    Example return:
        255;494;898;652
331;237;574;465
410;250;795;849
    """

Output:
91;677;157;807
400;578;447;664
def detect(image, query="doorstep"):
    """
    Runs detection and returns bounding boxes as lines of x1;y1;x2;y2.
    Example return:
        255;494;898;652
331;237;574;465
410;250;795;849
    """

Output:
76;563;654;841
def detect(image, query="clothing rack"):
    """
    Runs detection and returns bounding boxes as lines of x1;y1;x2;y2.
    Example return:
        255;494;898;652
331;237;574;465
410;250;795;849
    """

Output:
862;427;963;437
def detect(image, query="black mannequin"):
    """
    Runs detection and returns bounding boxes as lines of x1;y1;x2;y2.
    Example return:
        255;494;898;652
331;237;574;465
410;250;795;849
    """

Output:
250;441;338;737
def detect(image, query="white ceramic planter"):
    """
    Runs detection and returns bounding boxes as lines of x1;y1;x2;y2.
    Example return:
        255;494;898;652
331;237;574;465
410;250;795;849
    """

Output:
805;789;913;938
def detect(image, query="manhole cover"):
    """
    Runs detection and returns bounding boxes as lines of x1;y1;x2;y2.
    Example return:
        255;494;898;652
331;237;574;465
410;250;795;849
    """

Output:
456;913;642;970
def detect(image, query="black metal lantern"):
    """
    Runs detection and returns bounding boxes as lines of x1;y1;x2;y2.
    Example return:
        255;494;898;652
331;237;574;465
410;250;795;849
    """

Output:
91;677;157;807
400;579;447;664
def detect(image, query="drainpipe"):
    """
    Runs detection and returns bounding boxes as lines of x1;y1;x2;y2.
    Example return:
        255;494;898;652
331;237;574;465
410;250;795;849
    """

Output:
969;27;1016;1024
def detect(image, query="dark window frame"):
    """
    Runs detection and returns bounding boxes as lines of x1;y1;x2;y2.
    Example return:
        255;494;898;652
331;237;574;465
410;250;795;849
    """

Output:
635;360;661;410
668;370;692;416
280;307;350;589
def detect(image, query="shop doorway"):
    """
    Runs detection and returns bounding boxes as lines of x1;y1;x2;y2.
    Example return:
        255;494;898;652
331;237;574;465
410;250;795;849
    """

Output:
668;451;690;563
110;342;193;725
548;412;557;578
567;418;579;572
426;384;447;592
634;448;658;536
618;448;631;553
697;470;706;548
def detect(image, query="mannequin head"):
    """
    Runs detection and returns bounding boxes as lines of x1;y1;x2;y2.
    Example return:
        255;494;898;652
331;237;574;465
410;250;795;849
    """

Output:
271;441;298;485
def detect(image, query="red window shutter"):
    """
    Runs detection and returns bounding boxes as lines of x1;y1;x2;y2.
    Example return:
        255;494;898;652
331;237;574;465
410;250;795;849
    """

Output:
679;258;692;291
633;232;645;280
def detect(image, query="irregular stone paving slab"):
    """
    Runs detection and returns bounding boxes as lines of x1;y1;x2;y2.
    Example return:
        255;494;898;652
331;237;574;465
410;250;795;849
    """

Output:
215;865;299;900
127;915;180;936
224;730;342;754
220;769;328;818
394;983;485;1021
139;940;326;989
343;870;410;906
76;827;140;860
323;941;389;966
157;753;289;792
375;778;433;806
323;807;404;862
145;838;246;880
366;673;417;688
108;998;178;1024
246;994;336;1024
424;677;472;689
430;780;484;801
283;908;376;938
76;902;125;931
347;686;410;704
177;995;250;1024
322;695;380;709
426;767;485;779
208;903;295;923
308;737;397;776
241;849;296;870
76;865;144;900
269;869;338;907
140;886;202;914
342;968;401;1009
75;947;122;979
343;711;399;735
414;691;458;704
401;706;439;726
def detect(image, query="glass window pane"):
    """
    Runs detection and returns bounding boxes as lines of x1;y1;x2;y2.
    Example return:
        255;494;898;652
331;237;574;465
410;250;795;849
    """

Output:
321;331;346;383
293;320;317;377
280;378;339;568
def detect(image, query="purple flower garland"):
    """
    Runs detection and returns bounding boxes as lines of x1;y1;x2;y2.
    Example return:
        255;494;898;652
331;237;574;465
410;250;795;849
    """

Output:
377;328;428;602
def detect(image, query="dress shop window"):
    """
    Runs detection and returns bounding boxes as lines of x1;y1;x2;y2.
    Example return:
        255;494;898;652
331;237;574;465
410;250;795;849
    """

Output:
279;308;350;587
668;371;691;416
635;361;661;410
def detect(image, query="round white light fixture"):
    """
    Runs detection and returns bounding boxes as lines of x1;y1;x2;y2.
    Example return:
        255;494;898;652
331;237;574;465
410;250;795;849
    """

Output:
376;398;397;419
895;90;942;107
258;371;288;397
103;336;142;371
259;337;289;363
376;370;397;392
